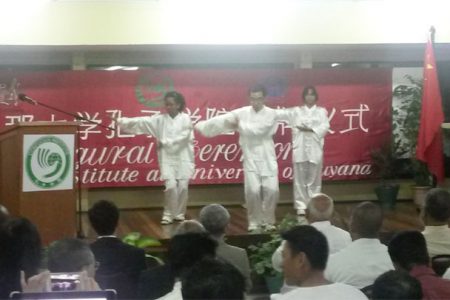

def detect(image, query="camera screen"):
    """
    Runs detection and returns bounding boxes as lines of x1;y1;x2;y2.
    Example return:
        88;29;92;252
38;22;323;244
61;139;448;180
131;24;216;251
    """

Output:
50;273;80;291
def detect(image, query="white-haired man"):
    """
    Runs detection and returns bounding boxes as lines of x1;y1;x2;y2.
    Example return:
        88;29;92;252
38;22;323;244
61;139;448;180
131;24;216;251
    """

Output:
272;193;351;275
199;204;252;291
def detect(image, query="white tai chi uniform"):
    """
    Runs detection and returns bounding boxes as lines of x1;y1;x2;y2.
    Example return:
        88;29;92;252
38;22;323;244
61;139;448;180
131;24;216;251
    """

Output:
196;106;280;228
116;113;194;221
283;105;329;212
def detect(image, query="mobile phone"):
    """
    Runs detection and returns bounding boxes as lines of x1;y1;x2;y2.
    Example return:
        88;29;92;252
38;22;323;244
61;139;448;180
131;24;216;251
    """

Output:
50;273;81;291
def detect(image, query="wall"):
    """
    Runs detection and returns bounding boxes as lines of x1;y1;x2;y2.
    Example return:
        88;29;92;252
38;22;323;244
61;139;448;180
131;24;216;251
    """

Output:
1;0;450;46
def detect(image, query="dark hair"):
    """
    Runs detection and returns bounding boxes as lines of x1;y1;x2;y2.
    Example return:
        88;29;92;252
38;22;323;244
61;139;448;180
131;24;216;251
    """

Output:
47;238;94;273
181;257;245;300
372;270;422;300
249;84;267;97
164;91;186;111
350;201;383;238
88;200;119;236
168;232;217;276
388;231;429;271
281;225;328;270
424;188;450;222
302;85;319;101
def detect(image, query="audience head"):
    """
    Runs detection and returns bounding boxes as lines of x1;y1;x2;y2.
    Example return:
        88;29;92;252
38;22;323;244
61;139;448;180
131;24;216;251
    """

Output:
0;217;42;278
199;204;230;238
388;230;429;272
88;200;119;236
168;232;217;276
423;188;450;225
281;225;329;286
350;201;383;239
372;270;422;300
181;257;245;300
306;193;334;223
48;238;96;278
173;220;205;236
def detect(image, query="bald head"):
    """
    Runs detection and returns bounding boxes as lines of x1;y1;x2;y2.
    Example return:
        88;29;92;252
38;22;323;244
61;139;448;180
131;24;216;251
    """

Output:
350;201;383;239
307;193;334;222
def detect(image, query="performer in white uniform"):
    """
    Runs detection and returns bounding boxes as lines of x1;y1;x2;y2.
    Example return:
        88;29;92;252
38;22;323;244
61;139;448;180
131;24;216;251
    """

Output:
111;91;194;225
195;85;280;231
285;86;329;215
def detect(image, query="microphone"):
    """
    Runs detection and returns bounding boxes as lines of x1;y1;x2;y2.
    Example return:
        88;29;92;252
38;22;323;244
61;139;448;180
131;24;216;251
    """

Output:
18;93;37;105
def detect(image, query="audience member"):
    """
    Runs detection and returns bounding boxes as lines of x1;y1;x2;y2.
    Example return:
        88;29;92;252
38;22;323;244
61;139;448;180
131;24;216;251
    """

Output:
325;201;394;289
0;217;42;298
173;219;205;235
199;204;252;290
182;257;246;300
421;188;450;257
371;270;422;300
137;232;217;299
88;200;147;298
271;225;367;299
388;230;450;300
47;238;100;290
272;193;351;272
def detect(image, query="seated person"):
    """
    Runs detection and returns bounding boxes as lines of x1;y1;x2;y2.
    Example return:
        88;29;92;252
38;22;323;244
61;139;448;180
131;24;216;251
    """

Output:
325;202;394;289
372;270;422;300
181;257;246;300
137;232;217;299
199;204;252;290
421;188;450;257
271;225;367;300
388;230;450;300
88;200;146;298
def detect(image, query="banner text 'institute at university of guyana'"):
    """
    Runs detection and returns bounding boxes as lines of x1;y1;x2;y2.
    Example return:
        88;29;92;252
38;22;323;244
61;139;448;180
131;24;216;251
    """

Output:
0;68;392;188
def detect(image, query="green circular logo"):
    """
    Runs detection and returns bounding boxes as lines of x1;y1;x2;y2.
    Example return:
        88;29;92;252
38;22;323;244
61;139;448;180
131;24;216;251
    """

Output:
135;71;174;107
25;136;71;189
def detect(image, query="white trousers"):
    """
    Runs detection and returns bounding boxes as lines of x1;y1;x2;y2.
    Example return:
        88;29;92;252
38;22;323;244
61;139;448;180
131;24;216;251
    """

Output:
293;161;322;211
244;171;279;226
162;179;189;220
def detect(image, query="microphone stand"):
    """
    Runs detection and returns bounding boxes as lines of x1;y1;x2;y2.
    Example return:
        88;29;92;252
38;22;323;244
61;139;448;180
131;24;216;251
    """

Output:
18;95;115;239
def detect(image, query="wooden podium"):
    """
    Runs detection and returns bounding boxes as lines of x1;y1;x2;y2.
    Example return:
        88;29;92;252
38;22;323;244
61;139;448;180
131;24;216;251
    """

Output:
0;122;78;245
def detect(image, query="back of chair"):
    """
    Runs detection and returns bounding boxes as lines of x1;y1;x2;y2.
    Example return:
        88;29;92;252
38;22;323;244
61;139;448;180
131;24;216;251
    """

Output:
431;255;450;277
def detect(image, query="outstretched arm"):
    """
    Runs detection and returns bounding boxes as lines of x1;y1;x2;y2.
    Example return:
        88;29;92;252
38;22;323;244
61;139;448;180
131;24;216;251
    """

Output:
195;112;237;138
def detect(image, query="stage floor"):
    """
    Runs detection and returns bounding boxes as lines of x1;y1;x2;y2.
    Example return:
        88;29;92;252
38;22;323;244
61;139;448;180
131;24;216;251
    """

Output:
80;200;423;241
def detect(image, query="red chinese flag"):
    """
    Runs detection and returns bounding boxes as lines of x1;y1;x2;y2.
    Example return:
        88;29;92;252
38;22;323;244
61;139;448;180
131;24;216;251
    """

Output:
416;35;445;182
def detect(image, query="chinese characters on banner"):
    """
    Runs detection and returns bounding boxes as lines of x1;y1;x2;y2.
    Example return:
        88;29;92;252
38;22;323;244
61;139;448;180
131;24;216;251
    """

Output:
0;68;392;188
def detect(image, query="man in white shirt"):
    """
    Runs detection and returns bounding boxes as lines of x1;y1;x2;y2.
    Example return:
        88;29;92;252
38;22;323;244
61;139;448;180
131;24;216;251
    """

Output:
271;225;367;300
325;201;394;289
196;85;280;231
421;188;450;258
272;193;352;272
112;91;195;225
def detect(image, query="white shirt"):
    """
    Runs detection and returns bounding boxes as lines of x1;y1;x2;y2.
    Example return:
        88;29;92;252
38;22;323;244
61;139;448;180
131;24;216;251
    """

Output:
117;113;194;179
325;238;394;289
422;225;450;258
282;105;329;164
271;221;352;272
271;283;368;300
155;281;182;300
196;105;280;176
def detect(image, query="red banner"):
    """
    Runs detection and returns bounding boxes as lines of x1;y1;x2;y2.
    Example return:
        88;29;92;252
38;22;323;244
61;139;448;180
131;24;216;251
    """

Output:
0;68;392;187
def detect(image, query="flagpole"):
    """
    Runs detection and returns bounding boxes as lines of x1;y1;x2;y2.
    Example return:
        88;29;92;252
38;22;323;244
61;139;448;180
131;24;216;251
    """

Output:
430;26;435;43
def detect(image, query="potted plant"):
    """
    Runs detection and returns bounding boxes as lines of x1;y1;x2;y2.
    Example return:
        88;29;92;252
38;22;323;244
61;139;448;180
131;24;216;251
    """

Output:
248;215;298;294
123;232;164;267
393;75;433;207
370;140;406;209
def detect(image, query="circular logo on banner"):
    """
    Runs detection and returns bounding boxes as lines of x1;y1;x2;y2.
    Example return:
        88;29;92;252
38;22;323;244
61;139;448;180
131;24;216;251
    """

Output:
25;136;71;189
135;71;174;107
